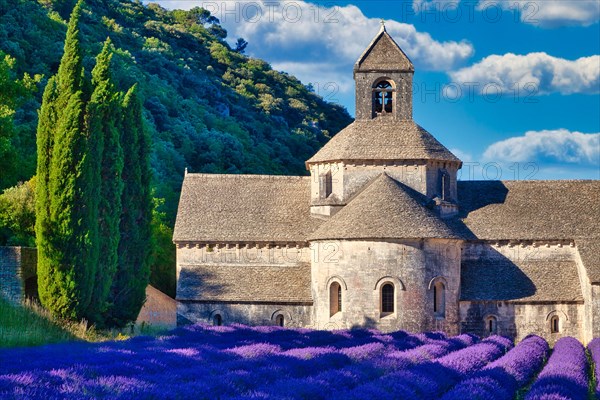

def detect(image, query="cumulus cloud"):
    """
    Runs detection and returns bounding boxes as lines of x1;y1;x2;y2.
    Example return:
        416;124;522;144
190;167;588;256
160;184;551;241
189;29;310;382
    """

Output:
411;0;599;27
450;53;600;95
478;0;600;28
482;129;600;165
151;1;473;94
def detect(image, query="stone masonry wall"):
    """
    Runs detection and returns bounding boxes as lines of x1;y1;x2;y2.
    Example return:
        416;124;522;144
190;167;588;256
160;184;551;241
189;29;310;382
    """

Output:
0;247;37;304
311;239;462;334
177;302;313;328
355;71;412;120
460;301;585;345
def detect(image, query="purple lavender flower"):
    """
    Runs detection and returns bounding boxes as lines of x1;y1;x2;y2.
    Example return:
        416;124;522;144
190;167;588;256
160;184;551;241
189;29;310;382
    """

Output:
525;336;589;400
441;335;549;400
588;337;600;398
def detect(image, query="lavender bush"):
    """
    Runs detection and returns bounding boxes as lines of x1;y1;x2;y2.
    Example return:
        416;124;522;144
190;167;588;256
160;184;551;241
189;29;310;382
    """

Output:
441;335;549;400
0;324;592;400
588;337;600;398
525;336;589;400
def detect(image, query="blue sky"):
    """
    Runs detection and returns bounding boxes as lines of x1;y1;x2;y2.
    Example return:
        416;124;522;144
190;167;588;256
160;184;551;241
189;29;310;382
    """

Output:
152;0;599;180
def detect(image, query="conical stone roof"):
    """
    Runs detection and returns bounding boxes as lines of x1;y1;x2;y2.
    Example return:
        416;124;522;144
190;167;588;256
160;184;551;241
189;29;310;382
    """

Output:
309;174;460;241
306;119;461;165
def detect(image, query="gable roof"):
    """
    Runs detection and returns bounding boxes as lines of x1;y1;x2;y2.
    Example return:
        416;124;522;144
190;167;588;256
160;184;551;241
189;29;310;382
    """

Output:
306;120;462;166
173;174;322;243
177;263;312;303
456;180;600;241
309;174;459;241
355;24;414;72
461;257;583;303
456;180;600;284
575;239;600;284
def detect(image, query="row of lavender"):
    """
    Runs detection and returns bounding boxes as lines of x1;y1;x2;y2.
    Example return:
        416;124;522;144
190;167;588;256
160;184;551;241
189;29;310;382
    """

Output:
0;324;598;399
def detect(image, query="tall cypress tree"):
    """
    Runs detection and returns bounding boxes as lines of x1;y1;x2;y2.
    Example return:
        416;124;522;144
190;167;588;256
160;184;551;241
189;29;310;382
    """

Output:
85;39;122;326
36;0;100;320
108;84;152;327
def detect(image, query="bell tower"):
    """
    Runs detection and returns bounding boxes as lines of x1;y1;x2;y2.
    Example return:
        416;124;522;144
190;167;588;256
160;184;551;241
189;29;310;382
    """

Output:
354;22;414;121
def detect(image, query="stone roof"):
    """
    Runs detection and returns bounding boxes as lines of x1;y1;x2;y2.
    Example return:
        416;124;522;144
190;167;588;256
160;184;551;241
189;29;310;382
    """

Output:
456;180;600;241
176;263;312;303
461;257;583;302
306;120;461;165
576;239;600;283
173;174;322;243
354;24;414;72
309;174;460;241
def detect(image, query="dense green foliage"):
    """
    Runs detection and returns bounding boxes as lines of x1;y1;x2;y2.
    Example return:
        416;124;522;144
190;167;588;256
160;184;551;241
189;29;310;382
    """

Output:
0;0;351;218
0;0;351;298
35;3;153;327
0;52;37;190
110;84;152;326
0;178;36;247
36;1;100;321
87;38;123;324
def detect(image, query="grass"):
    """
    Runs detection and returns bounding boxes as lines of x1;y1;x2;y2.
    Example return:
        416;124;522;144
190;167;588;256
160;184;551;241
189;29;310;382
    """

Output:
0;297;76;348
0;297;136;349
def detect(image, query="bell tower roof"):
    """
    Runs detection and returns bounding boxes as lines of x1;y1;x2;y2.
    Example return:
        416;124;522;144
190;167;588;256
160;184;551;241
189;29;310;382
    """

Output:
354;22;414;73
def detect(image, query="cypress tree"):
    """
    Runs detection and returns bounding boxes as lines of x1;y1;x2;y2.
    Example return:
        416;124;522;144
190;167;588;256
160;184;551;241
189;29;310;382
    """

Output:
108;84;152;326
36;0;100;320
35;76;58;310
85;39;122;325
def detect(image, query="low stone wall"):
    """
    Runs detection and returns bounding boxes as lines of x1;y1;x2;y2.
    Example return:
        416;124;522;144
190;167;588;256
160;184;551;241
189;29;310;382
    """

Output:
460;300;584;345
177;302;313;328
0;247;37;304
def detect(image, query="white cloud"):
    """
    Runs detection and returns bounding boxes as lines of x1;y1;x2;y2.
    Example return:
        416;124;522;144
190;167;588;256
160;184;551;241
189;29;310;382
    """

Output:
478;0;600;28
151;1;474;94
411;0;599;27
482;129;600;165
450;52;600;95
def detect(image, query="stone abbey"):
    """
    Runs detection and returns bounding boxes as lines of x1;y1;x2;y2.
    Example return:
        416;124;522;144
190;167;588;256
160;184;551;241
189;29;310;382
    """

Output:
173;25;600;344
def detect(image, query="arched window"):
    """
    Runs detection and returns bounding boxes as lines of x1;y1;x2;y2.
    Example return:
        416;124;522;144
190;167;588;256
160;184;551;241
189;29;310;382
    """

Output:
275;314;285;327
433;281;446;318
213;314;222;326
373;80;395;117
550;315;560;333
485;315;498;334
330;282;342;316
381;283;395;315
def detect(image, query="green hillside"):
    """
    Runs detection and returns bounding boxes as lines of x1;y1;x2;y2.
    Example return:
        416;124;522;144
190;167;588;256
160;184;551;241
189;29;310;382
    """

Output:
0;0;352;224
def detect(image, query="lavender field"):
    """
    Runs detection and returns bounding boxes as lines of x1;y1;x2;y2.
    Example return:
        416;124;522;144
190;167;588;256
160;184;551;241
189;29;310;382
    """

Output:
0;324;598;399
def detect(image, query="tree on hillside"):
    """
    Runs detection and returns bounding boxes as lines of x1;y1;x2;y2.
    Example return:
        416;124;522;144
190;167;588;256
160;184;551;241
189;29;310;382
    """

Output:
86;38;123;326
108;84;152;327
0;52;35;191
36;0;101;321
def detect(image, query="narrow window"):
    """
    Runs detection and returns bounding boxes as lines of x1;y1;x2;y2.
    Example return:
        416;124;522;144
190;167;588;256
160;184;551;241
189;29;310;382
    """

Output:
319;171;332;199
213;314;222;326
276;314;284;327
330;282;342;316
485;316;497;334
551;316;560;333
381;283;395;315
433;281;445;318
373;81;394;117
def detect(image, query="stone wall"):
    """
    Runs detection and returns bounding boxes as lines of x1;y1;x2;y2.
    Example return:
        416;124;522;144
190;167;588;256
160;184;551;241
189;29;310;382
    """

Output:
310;239;462;334
177;302;313;328
0;247;37;304
355;71;413;121
460;301;584;345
